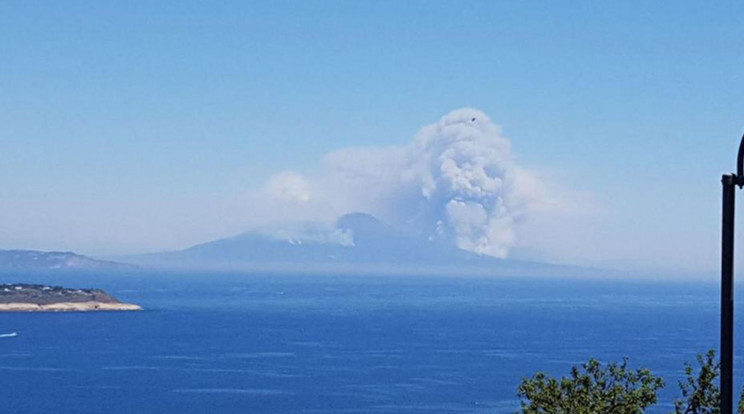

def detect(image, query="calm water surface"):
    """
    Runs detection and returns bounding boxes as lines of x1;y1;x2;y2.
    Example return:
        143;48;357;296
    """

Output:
0;272;729;413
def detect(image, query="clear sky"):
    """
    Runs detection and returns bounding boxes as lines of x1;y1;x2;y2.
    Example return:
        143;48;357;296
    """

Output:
1;1;743;276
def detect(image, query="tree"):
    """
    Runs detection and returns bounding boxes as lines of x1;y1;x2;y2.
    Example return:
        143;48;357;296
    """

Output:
672;350;720;414
516;352;744;414
670;349;744;414
517;358;664;414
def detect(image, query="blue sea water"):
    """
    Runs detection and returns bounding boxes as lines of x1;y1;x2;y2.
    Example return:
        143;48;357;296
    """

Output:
0;272;732;413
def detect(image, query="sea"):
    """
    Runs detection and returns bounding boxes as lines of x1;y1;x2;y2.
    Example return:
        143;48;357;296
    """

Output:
0;271;733;413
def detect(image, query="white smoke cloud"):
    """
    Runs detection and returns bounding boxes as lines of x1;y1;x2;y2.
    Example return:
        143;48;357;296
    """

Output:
256;221;354;247
264;171;311;203
258;108;558;258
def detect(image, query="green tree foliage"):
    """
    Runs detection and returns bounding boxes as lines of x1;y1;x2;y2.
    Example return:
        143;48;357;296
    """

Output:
516;351;744;414
516;358;664;414
672;350;720;414
670;349;744;414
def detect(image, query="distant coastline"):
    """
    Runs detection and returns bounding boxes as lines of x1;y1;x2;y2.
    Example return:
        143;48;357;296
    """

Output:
0;284;141;312
0;250;136;272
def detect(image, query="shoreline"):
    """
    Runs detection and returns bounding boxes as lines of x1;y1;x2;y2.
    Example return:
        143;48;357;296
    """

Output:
0;301;142;312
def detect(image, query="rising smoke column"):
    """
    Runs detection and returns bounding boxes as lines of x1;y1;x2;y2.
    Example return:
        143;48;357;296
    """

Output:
400;108;536;257
264;108;543;258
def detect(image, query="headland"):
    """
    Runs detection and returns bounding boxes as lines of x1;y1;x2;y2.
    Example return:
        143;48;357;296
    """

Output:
0;284;142;312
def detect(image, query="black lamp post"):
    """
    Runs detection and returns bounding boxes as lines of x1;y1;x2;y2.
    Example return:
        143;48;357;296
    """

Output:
720;135;744;414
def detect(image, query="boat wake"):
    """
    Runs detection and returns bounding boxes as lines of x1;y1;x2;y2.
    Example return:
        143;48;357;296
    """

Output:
0;332;18;338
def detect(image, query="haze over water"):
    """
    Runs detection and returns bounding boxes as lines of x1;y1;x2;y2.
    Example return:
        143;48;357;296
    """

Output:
0;272;727;414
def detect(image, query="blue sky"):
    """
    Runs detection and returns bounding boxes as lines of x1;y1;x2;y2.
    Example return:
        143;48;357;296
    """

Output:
1;1;743;275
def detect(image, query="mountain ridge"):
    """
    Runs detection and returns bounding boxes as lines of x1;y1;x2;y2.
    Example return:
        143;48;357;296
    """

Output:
0;249;136;271
123;213;591;277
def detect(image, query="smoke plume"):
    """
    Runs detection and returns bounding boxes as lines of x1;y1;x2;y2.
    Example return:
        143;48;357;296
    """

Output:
260;108;549;258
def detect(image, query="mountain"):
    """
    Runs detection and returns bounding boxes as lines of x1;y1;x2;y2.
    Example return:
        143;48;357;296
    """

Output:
0;250;135;271
125;213;586;277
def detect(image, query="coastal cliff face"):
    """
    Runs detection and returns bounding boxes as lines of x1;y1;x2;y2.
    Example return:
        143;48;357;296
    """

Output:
0;284;142;312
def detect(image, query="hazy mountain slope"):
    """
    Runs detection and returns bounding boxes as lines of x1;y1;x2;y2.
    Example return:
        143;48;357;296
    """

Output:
0;250;135;271
125;213;584;276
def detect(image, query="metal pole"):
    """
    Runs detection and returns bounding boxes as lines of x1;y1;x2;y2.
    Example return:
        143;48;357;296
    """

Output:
722;173;737;414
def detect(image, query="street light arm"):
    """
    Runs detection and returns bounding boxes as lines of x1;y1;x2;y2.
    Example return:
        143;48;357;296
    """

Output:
737;132;744;184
